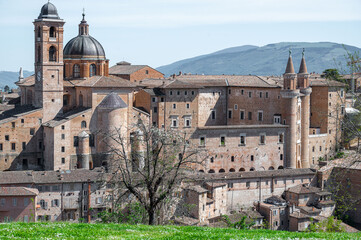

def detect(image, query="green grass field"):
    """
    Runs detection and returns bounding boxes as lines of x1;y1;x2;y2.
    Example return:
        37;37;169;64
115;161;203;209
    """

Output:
0;222;360;239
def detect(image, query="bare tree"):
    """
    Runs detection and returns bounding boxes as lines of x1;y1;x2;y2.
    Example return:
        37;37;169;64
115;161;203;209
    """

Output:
100;120;206;225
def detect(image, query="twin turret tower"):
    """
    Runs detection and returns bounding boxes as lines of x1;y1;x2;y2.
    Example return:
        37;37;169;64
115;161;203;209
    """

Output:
281;50;311;169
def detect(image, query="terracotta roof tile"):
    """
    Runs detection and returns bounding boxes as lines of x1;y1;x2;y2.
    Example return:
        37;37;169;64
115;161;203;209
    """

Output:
0;187;38;196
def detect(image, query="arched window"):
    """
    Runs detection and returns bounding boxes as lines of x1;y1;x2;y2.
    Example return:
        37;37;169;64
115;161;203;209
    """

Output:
269;166;275;170
219;169;225;173
229;168;235;172
208;169;215;173
250;167;255;171
73;64;80;78
37;46;41;63
89;64;96;77
199;170;204;173
49;46;56;62
278;166;284;170
81;121;87;128
50;27;56;38
239;168;245;172
79;94;83;107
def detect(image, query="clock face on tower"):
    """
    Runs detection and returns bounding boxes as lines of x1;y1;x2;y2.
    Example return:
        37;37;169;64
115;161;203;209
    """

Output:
37;70;41;81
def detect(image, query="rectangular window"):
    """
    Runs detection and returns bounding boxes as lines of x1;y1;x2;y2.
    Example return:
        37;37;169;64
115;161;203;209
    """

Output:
153;107;158;113
265;92;269;98
185;91;188;95
211;110;216;120
249;92;252;98
73;136;79;147
186;103;190;109
61;146;65;152
61;158;65;164
89;134;95;147
161;97;164;102
11;122;15;128
177;91;180;95
246;182;250;188
248;112;252;120
274;115;281;124
228;89;231;94
184;118;191;127
341;89;344;98
5;135;9;141
234;104;238;110
170;91;173;95
0;198;5;207
259;92;263;98
11;143;16;151
0;143;3;151
152;97;156;103
38;141;42;150
228;182;233;188
173;104;176;109
199;136;206;146
240;134;246;146
278;133;284;143
96;197;103;204
220;136;225;146
258;111;263;121
30;128;35;135
260;134;266;144
13;198;17;206
61;134;65;140
61;125;65;130
241;89;244;95
251;155;254;161
228;110;232;119
22;142;26;150
240;110;245;120
341;105;345;115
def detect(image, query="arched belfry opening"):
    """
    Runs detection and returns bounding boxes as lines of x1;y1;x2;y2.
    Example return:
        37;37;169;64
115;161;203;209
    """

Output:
49;46;56;62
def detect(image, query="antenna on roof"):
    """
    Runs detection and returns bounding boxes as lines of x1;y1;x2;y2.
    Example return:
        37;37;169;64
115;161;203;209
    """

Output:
289;48;292;57
302;48;305;57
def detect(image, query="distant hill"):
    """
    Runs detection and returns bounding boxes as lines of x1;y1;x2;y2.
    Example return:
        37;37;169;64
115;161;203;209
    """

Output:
157;42;361;77
0;71;33;89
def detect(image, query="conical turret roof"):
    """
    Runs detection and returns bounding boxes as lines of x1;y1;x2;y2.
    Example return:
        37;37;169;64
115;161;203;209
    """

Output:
298;50;308;73
285;55;295;74
98;92;128;109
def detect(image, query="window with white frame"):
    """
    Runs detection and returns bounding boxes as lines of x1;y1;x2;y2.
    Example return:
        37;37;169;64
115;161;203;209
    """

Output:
172;119;178;127
240;134;246;146
186;103;190;109
274;115;281;124
341;105;345;115
258;111;263;121
259;133;266;144
184;116;191;127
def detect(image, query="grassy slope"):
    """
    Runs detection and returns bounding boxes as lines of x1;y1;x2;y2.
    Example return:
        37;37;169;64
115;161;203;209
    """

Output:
0;222;360;239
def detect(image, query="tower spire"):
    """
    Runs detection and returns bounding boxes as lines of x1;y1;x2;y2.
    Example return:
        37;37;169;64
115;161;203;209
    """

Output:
285;49;295;74
298;48;308;73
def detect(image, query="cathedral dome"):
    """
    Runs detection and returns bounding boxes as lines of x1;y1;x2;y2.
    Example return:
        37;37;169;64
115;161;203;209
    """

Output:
63;13;106;60
64;35;106;60
38;2;60;19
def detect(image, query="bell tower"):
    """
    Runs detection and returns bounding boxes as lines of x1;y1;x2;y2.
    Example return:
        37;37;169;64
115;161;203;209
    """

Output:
34;2;65;122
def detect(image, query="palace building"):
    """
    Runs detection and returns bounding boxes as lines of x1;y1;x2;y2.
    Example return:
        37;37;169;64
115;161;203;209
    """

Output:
0;2;345;173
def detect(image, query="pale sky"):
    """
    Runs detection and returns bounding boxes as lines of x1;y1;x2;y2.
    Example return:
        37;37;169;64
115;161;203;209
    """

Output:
0;0;361;72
